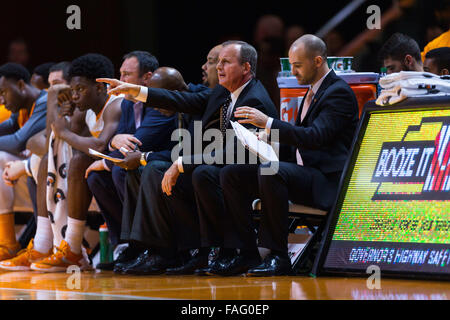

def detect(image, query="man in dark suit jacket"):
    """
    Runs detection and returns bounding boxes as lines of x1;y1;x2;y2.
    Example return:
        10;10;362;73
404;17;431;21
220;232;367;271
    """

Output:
84;52;175;249
98;41;278;275
216;34;359;276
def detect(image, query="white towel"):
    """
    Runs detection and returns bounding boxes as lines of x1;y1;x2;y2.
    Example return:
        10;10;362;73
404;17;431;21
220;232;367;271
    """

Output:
46;130;73;247
379;71;439;89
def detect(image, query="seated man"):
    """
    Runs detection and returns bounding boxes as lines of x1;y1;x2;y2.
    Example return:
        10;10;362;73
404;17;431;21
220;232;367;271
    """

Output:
84;52;174;252
0;63;47;261
31;62;56;91
2;62;71;220
99;41;278;275
424;47;450;75
379;32;424;74
102;45;222;273
217;34;359;276
0;54;122;272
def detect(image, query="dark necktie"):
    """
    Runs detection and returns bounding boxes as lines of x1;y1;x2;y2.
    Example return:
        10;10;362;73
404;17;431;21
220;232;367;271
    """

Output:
220;94;232;137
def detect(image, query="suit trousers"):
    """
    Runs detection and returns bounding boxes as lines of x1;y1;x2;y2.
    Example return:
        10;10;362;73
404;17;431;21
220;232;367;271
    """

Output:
191;164;231;248
123;160;201;251
220;162;340;253
87;166;127;245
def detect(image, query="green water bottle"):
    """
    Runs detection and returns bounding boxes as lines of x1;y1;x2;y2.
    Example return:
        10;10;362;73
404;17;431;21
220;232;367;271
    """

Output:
377;67;387;97
99;223;113;263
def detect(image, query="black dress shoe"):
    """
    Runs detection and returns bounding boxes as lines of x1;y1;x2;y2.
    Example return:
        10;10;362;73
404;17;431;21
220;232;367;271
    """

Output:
114;249;150;274
246;254;292;277
166;255;208;275
193;247;222;276
96;244;144;271
122;253;180;275
208;254;261;276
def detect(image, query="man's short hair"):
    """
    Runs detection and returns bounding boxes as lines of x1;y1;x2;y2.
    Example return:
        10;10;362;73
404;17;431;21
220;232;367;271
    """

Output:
222;40;258;77
425;47;450;72
293;34;327;60
0;62;31;84
379;32;421;62
69;53;115;82
49;62;72;82
33;62;56;86
123;51;159;76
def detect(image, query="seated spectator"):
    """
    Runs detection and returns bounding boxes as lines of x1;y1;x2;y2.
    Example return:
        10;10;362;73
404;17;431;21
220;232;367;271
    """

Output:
31;63;56;91
424;47;450;75
421;0;450;60
379;32;424;74
0;63;47;261
7;39;30;68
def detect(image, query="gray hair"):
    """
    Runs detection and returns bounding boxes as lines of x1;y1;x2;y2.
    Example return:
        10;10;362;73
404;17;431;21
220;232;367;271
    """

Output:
222;40;257;77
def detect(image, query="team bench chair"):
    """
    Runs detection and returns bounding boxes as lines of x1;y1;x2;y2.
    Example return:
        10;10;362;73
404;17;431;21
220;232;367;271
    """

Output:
251;199;328;275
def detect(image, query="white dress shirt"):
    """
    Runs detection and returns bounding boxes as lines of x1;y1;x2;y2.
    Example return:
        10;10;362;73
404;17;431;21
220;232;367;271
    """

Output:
265;69;331;166
136;80;252;172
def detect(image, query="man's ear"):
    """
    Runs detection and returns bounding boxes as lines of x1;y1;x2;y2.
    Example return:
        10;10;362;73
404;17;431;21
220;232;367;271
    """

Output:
315;56;324;67
142;71;153;84
243;62;251;76
404;54;413;67
96;82;107;94
441;68;449;76
17;79;26;93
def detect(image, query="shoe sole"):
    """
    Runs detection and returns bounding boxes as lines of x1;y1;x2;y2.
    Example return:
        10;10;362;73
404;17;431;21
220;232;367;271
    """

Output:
30;264;93;273
30;265;67;273
0;265;31;272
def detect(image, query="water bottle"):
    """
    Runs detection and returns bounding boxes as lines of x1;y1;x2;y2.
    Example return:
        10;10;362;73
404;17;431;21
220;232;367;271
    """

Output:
99;223;113;263
377;67;387;97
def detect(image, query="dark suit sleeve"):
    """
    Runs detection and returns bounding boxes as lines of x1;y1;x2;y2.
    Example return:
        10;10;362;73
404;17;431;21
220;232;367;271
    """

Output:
271;86;357;150
115;102;130;135
181;101;270;175
145;88;211;115
134;110;176;152
104;149;124;171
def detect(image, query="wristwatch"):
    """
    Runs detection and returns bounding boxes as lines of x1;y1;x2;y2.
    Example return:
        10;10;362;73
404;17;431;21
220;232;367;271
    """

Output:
140;152;147;166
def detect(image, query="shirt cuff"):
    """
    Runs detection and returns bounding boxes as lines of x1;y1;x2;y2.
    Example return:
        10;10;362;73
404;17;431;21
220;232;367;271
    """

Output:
265;117;274;135
102;159;111;172
23;159;32;177
177;157;184;173
136;86;148;103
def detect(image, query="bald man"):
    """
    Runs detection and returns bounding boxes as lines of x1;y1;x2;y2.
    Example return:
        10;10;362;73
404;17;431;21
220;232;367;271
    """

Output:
85;66;179;251
215;34;359;276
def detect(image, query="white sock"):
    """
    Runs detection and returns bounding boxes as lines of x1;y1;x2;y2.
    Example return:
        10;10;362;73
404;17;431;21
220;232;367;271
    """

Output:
65;217;85;255
34;216;54;254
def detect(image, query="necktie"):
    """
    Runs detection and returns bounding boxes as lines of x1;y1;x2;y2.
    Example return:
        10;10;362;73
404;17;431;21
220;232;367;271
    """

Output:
296;89;314;166
220;95;232;137
134;102;143;129
300;88;314;123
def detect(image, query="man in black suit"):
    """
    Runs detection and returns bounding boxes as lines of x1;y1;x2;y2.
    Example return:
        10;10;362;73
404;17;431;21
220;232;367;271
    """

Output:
215;34;359;276
97;41;278;275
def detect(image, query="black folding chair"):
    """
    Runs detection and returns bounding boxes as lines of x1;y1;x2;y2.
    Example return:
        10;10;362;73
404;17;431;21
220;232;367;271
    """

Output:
252;199;328;274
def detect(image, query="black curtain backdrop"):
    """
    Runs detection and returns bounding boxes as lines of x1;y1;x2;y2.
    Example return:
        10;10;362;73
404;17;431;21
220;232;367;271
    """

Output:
0;0;436;83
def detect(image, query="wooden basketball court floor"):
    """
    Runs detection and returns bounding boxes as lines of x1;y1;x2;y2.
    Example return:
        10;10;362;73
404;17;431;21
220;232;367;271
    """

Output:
0;270;448;300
